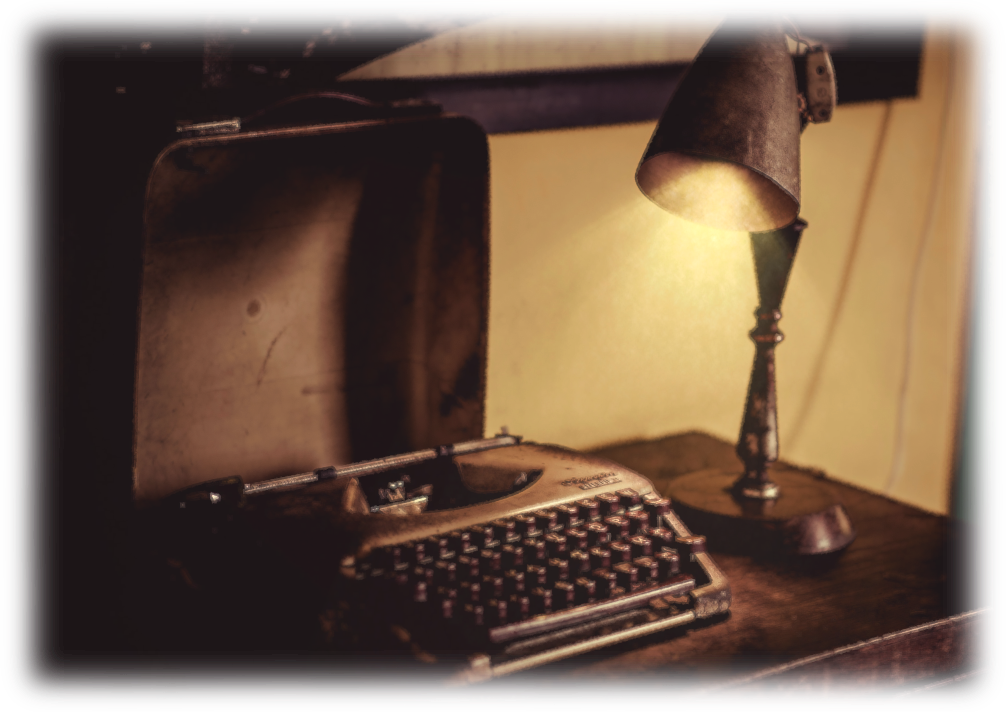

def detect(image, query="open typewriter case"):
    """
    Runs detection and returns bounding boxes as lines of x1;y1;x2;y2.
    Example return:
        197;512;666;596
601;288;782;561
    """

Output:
129;99;729;679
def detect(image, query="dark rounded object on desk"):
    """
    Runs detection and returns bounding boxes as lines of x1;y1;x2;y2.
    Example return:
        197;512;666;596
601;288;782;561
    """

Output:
628;534;652;559
667;468;857;556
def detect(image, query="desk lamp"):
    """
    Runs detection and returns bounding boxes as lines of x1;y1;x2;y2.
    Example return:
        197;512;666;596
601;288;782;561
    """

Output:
636;22;856;556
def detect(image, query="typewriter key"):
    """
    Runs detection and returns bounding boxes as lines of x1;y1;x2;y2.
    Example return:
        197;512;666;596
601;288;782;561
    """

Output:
544;532;567;557
596;492;622;517
574;577;596;604
609;540;632;563
577;498;600;522
586;522;611;547
411;565;435;589
588;546;611;570
479;549;502;575
642;495;671;528
628;535;652;559
613;562;638;590
633;556;658;583
525;564;547;587
656;550;680;578
627;510;651;534
552;581;576;610
555;504;581;528
460;580;482;603
591;568;617;598
424;536;450;560
447;531;472;555
456;555;480;581
490;519;515;542
675;534;707;555
486;598;509;626
533;509;558;532
529;587;552;614
546;558;569;584
440;598;456;620
565;528;588;551
604;515;630;540
568;550;591;575
468;525;494;548
515;515;539;538
616;488;642;510
522;538;547;563
648;527;675;551
503;569;526;595
464;603;485;627
501;543;524;569
481;575;504;599
508;594;531;620
434;560;457;586
412;581;428;603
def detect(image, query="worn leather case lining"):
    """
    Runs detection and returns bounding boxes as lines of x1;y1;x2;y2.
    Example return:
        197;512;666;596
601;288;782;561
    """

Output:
134;115;490;503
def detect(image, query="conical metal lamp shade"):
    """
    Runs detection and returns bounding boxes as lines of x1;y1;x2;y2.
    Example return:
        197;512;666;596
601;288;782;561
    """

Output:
636;23;801;232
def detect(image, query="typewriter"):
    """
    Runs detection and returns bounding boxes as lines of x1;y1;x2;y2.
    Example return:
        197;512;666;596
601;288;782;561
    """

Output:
163;432;730;681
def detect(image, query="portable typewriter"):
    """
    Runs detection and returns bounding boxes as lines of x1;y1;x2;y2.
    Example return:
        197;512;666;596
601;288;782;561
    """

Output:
166;432;731;681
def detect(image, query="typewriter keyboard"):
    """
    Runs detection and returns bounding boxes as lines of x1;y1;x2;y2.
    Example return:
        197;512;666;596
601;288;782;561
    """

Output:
345;488;711;660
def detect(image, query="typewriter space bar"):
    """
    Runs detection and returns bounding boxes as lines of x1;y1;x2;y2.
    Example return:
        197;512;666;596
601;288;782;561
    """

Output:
488;575;695;645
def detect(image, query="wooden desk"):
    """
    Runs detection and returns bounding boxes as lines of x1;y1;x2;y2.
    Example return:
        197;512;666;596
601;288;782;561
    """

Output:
568;431;979;689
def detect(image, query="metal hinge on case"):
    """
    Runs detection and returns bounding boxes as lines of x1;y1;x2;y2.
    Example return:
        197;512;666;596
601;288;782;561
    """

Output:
176;118;242;137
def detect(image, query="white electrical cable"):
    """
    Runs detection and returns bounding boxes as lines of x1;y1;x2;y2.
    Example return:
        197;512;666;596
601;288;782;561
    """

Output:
891;18;959;494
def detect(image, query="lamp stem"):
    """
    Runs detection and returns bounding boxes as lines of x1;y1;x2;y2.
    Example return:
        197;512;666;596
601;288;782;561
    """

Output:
734;218;807;500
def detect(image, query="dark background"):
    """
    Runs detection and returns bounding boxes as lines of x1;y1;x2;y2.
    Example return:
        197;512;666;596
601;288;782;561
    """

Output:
38;24;926;664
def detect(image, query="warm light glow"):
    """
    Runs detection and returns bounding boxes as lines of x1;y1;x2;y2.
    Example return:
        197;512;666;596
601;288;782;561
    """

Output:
637;152;798;232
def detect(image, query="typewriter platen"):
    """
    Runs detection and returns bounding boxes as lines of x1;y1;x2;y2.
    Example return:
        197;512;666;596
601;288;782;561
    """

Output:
166;433;731;681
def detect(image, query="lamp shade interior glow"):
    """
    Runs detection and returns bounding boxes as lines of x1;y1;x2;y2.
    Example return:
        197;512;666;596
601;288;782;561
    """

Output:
636;151;799;232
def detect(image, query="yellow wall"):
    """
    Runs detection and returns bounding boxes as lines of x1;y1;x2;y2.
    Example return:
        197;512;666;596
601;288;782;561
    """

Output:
483;30;976;514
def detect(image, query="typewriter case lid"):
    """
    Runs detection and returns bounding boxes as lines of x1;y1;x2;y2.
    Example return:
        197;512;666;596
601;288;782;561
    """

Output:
133;109;490;504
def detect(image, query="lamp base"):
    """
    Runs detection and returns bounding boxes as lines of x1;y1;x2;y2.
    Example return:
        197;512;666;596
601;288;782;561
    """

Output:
666;468;856;557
